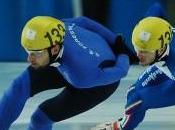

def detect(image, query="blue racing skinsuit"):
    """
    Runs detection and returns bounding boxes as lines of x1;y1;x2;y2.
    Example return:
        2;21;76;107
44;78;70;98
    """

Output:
0;16;129;130
118;3;175;130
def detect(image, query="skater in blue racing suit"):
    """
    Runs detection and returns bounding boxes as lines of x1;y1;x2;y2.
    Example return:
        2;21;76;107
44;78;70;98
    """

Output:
0;16;130;130
92;2;175;130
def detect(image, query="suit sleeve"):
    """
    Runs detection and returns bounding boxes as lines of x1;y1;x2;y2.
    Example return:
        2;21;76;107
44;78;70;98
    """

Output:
99;54;129;85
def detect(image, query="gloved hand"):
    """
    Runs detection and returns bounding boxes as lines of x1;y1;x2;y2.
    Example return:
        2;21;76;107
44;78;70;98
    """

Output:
110;34;129;55
114;34;128;54
111;34;139;64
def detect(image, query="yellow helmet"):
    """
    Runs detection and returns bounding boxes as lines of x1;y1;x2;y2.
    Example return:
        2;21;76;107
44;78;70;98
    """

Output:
132;17;173;52
21;16;65;51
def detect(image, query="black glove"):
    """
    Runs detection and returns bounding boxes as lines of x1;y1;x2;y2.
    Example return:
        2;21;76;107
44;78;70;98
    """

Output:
113;35;128;54
98;60;115;69
110;35;139;64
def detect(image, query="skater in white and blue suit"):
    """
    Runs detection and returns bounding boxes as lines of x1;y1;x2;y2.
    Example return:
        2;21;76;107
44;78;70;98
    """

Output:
92;3;175;130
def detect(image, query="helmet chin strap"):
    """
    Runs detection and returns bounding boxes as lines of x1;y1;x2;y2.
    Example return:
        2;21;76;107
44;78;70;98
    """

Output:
149;45;168;65
47;45;62;65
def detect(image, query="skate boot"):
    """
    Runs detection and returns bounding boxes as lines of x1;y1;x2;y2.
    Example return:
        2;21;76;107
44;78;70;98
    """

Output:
91;121;121;130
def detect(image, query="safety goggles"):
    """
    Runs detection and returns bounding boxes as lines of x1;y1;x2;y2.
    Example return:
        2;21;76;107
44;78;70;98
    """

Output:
134;46;155;53
25;49;46;58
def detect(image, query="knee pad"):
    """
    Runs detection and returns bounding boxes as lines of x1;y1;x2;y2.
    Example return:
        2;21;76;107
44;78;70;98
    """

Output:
28;108;53;130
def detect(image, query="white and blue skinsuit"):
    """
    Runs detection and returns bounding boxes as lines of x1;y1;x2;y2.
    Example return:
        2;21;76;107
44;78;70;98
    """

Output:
119;3;175;130
0;16;129;130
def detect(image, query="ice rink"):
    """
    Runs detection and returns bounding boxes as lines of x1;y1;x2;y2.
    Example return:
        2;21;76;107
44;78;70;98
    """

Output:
0;63;175;130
